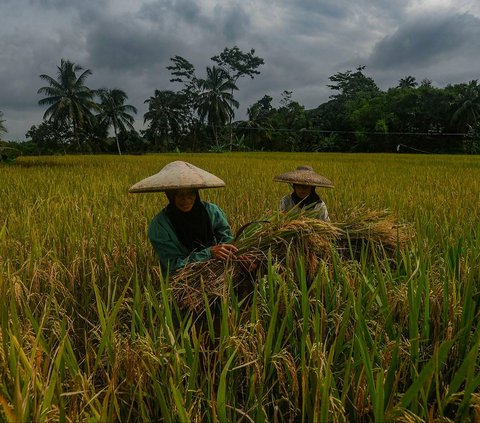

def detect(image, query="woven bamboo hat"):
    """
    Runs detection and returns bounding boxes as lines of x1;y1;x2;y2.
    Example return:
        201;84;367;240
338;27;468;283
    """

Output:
273;165;334;188
129;161;225;193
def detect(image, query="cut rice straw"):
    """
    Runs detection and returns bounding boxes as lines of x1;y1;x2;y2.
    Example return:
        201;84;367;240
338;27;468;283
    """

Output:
170;207;414;312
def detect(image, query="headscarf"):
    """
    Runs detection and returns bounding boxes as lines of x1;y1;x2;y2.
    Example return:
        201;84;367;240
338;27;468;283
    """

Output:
166;190;215;252
291;185;321;209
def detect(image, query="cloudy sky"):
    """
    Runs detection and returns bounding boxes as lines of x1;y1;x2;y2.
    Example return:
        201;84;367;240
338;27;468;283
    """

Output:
1;0;480;140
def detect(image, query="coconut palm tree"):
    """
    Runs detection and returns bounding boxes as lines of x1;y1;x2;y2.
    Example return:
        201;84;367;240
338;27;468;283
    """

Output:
97;88;137;155
143;90;190;149
451;80;480;131
0;111;7;139
397;76;418;89
37;59;98;150
195;66;239;148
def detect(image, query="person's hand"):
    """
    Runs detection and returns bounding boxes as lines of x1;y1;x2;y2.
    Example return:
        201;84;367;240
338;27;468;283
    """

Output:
210;243;238;261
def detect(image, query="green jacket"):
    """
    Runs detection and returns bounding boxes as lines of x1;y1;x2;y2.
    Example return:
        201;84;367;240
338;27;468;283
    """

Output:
148;201;233;274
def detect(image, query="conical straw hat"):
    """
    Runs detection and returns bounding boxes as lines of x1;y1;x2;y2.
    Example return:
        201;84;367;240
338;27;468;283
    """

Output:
273;165;334;188
129;161;225;193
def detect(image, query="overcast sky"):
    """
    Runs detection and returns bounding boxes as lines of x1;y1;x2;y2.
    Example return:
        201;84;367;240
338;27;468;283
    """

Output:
1;0;480;140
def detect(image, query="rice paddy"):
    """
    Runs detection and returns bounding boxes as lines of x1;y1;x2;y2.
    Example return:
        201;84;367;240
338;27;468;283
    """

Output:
1;152;480;422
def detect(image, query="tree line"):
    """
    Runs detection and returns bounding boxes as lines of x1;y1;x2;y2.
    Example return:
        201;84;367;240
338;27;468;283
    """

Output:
1;47;480;156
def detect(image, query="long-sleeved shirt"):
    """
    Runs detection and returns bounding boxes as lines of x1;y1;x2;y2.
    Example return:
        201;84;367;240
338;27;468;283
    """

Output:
279;195;330;221
148;201;233;274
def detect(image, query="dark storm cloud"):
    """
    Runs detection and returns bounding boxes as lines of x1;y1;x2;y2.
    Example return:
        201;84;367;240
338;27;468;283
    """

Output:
138;0;252;44
29;0;85;10
86;18;182;71
369;12;480;70
277;0;404;39
288;0;348;20
139;0;203;24
29;0;108;12
219;4;251;41
0;22;86;110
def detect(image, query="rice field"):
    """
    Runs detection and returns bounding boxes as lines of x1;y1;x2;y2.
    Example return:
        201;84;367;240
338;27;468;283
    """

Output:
1;152;480;422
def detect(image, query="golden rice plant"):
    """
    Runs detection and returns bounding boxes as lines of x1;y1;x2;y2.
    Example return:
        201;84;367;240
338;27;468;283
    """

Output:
1;152;480;422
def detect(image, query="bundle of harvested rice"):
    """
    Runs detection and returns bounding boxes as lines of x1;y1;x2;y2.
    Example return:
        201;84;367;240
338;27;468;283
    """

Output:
169;208;413;312
333;208;412;258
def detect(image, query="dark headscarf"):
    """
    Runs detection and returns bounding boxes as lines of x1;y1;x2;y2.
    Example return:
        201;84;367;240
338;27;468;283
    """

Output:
166;190;215;252
291;185;321;209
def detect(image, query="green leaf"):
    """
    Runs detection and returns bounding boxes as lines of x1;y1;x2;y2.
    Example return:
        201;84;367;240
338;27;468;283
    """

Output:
217;349;237;423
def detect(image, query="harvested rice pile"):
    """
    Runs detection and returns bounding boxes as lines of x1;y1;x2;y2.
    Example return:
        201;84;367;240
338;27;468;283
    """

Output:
170;208;413;312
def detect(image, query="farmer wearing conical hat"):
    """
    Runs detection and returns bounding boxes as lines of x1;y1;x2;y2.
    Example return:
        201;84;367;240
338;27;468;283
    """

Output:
129;161;238;274
274;165;333;221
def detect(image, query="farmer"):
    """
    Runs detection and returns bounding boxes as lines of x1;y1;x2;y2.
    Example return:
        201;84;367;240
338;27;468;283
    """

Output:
274;165;333;221
129;161;238;275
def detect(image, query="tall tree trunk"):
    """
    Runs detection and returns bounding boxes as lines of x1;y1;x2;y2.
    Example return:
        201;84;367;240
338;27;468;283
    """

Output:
72;121;82;152
114;124;122;155
229;84;236;152
213;124;218;148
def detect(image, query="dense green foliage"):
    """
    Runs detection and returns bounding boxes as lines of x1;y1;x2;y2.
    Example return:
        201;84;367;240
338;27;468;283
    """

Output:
1;153;480;421
1;47;480;154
